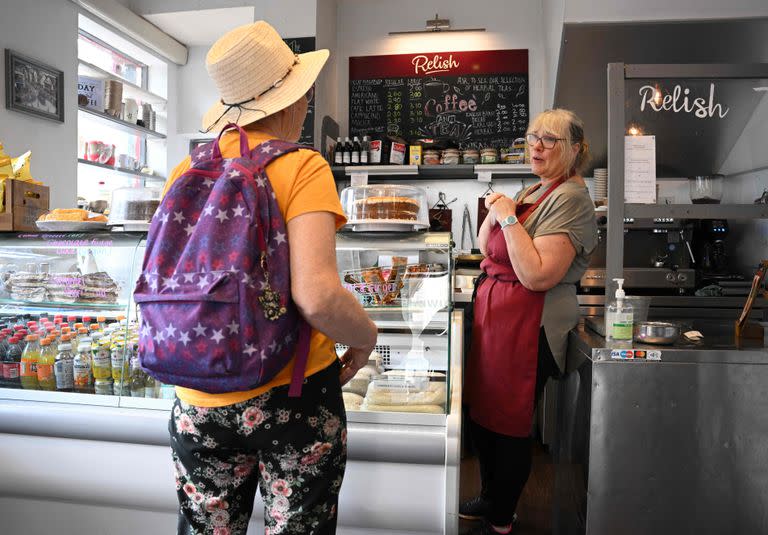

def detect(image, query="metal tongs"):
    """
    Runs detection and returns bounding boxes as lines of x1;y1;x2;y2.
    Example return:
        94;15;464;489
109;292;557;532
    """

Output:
460;204;476;251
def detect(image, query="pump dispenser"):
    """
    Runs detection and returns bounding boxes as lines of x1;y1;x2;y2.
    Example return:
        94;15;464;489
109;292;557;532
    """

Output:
606;278;634;348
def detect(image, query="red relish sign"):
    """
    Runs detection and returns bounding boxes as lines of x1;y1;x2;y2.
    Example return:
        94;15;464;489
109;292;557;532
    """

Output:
349;49;529;147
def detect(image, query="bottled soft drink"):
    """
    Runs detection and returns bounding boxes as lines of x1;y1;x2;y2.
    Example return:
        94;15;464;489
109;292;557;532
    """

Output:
20;334;41;390
37;337;57;391
54;341;74;393
2;336;22;388
129;356;146;397
73;342;94;394
91;334;111;380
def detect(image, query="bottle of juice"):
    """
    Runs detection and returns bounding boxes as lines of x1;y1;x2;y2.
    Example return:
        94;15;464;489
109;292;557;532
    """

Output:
73;342;94;394
129;355;146;397
20;334;41;390
54;340;74;392
37;337;57;391
111;341;127;383
91;335;111;381
2;336;22;388
97;316;107;331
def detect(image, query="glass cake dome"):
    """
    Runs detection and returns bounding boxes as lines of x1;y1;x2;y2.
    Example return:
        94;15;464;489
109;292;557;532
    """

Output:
340;184;429;232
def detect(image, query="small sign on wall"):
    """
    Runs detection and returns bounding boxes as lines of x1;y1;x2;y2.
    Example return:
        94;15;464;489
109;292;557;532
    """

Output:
77;75;104;111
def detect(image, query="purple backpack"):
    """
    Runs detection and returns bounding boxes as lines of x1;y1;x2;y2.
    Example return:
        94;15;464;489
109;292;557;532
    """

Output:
134;123;310;396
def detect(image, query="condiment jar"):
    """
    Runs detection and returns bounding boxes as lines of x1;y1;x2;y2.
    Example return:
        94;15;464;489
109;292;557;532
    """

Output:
422;150;441;165
480;148;498;164
441;149;460;165
461;149;479;164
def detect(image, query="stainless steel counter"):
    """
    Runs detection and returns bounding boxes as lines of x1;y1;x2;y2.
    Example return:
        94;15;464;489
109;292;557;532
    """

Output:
557;321;768;535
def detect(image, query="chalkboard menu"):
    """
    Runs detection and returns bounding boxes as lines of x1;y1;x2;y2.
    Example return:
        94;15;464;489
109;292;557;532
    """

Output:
285;37;315;146
349;50;528;148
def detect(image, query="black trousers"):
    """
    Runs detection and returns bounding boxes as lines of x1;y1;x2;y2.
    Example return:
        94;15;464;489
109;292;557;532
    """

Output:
468;327;560;526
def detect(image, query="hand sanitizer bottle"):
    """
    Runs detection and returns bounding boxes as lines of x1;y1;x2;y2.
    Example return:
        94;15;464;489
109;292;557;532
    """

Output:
606;278;634;349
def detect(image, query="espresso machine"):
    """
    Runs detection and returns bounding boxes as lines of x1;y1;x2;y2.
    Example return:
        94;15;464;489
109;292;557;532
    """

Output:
581;216;696;293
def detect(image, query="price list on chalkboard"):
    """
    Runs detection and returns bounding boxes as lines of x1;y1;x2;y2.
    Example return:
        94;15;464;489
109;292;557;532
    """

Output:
349;50;529;148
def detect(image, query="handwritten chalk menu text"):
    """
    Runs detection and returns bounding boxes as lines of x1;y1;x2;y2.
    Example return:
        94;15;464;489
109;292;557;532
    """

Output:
349;50;529;148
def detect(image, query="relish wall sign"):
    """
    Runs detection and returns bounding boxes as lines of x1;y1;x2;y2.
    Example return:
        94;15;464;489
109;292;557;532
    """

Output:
349;49;529;147
638;83;729;119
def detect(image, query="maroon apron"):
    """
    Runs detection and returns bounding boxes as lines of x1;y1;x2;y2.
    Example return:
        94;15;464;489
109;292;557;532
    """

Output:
465;179;564;436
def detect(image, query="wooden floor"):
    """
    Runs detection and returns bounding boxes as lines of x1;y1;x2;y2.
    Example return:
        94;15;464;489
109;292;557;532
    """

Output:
459;442;555;535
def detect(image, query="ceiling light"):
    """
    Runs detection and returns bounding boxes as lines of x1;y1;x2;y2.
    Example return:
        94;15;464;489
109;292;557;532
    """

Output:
389;14;486;35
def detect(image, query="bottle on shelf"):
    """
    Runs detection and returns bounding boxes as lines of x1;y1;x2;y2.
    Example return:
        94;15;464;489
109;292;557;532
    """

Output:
342;136;352;165
92;334;112;381
333;137;343;166
37;338;57;391
20;334;41;390
73;342;94;394
144;372;157;398
361;135;370;165
2;336;22;389
129;355;146;397
54;339;74;393
351;136;361;165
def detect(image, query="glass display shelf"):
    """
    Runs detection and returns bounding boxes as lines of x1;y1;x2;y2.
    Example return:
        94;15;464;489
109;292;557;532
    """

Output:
336;231;453;415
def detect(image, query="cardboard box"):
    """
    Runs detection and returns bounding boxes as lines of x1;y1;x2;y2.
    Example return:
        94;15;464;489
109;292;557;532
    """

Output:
409;145;422;165
0;179;50;231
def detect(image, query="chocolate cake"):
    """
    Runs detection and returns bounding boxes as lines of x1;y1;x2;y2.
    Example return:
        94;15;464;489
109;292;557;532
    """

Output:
353;196;420;221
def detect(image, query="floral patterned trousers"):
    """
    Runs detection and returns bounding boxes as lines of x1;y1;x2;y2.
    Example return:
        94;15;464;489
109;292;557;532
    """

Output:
170;361;347;535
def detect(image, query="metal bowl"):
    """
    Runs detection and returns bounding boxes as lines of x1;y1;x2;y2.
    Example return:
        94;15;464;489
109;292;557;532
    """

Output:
633;321;680;345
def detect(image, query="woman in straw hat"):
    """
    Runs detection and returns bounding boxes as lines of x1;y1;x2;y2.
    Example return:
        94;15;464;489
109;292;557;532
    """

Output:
163;21;377;535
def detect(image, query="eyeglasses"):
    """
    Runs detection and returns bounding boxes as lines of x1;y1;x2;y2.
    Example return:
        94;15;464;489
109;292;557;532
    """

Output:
305;85;314;103
526;133;566;149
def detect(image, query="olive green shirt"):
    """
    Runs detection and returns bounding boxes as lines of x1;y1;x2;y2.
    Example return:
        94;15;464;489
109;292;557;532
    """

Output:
515;181;597;371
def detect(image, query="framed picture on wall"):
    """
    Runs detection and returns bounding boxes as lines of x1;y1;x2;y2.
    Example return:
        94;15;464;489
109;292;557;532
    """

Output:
189;137;215;153
5;49;65;123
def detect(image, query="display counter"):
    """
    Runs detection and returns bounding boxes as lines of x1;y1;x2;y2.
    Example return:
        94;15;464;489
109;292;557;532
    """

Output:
555;320;768;535
0;231;462;535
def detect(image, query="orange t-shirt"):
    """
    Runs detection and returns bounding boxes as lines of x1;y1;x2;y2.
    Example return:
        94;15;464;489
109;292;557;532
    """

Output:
163;129;346;407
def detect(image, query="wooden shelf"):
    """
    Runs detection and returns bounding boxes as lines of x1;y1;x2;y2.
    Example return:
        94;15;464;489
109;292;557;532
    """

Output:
78;158;164;181
78;60;167;105
78;106;166;139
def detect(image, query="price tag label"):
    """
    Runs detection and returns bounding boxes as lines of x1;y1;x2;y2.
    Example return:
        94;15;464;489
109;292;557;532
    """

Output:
350;171;368;186
477;171;492;183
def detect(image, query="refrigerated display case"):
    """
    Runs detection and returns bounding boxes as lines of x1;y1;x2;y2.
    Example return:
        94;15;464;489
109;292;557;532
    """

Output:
0;231;463;535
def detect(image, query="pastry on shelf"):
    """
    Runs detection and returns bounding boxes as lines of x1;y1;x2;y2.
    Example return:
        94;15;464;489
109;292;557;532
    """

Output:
81;271;119;303
8;271;48;302
339;184;429;231
353;196;421;221
46;272;84;303
38;208;107;222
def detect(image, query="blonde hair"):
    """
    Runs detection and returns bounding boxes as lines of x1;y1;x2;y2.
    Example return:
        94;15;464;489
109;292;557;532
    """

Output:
527;108;590;176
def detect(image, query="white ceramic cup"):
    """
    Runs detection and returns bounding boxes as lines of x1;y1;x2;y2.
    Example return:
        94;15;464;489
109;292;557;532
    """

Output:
122;98;139;123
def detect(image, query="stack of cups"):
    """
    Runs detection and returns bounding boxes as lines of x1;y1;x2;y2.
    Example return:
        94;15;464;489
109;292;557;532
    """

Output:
105;81;123;117
592;168;608;205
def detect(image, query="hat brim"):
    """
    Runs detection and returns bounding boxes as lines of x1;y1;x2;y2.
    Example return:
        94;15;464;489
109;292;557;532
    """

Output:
202;48;329;133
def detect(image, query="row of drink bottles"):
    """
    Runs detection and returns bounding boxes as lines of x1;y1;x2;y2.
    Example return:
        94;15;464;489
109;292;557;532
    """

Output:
0;314;175;399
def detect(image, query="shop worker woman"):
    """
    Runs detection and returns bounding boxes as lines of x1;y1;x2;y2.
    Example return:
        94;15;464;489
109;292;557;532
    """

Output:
462;109;597;534
162;22;377;535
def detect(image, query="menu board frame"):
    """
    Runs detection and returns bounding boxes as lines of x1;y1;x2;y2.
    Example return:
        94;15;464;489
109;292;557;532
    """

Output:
349;49;529;148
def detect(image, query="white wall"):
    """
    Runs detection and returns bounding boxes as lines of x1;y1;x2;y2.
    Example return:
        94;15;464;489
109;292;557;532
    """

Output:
315;0;339;152
333;0;547;243
543;0;566;108
335;0;546;136
564;0;768;22
0;0;79;209
124;1;318;172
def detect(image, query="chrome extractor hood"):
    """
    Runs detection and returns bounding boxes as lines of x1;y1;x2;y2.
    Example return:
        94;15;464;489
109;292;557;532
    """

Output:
554;19;768;178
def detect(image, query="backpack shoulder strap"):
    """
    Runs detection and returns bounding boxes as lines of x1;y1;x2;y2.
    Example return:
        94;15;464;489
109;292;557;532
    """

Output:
250;140;315;169
190;140;217;165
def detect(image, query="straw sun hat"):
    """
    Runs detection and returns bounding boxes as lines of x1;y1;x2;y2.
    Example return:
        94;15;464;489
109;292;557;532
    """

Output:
202;21;329;132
